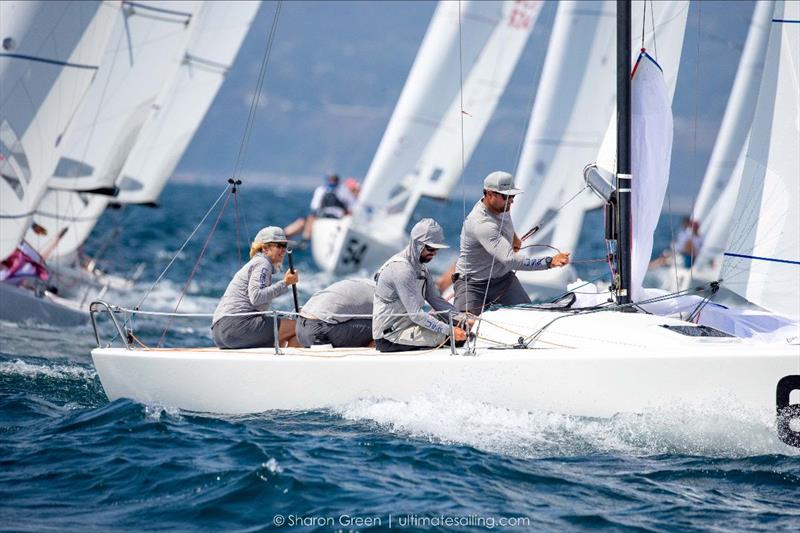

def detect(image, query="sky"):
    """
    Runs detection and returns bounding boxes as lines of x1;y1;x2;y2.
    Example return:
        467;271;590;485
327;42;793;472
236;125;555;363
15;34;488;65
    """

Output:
175;0;757;212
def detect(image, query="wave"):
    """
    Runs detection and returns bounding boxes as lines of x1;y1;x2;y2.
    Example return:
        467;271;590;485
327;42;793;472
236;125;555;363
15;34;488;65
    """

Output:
0;359;97;381
335;393;799;459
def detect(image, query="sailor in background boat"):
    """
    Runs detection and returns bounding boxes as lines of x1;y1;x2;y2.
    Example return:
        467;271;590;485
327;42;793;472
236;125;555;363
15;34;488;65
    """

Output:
373;219;470;352
295;279;375;348
211;227;300;349
284;174;357;240
453;171;571;314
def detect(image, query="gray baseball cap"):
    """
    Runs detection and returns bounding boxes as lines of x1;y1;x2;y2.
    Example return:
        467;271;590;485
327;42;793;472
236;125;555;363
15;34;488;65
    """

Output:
411;218;449;249
483;171;523;195
255;226;296;245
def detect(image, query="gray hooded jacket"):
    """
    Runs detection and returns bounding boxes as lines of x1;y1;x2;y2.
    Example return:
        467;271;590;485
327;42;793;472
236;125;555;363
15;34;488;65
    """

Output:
372;219;457;342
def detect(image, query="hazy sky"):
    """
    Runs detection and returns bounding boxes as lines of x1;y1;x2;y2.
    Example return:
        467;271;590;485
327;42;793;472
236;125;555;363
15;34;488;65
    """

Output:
176;0;756;212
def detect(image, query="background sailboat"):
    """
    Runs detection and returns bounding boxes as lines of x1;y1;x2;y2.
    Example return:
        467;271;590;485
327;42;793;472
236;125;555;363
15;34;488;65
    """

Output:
311;0;541;275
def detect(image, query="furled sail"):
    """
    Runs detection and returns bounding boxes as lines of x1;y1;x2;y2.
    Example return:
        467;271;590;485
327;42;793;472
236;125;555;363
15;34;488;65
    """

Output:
0;1;116;261
720;0;800;319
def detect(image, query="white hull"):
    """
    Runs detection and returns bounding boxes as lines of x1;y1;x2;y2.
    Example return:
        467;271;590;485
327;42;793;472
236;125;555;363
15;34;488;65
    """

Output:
311;217;404;275
91;308;800;448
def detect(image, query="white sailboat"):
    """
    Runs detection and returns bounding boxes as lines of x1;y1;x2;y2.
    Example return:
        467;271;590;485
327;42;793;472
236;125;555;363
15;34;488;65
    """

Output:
90;1;800;449
311;0;541;275
1;1;117;325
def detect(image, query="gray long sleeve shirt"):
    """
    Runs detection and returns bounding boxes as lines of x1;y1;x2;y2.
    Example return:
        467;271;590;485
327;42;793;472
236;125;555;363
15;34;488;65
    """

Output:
373;221;457;341
301;279;375;324
212;254;288;326
455;200;548;281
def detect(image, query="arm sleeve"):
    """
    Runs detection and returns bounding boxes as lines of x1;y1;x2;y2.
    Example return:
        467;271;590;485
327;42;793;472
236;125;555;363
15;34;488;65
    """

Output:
474;222;548;271
424;273;457;314
389;263;451;335
247;264;289;308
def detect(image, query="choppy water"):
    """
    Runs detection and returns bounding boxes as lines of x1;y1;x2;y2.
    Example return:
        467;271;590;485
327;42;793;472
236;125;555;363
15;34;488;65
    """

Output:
2;183;798;531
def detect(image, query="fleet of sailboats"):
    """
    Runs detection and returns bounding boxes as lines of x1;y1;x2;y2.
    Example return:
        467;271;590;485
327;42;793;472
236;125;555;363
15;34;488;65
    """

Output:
87;1;800;448
0;1;258;324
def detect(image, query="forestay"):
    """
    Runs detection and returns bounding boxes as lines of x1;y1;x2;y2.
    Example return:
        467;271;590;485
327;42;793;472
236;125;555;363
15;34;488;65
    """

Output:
720;0;800;319
0;1;116;260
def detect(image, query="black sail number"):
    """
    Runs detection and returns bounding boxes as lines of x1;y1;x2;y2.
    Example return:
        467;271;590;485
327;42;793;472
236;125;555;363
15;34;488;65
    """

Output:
776;375;800;448
341;237;368;269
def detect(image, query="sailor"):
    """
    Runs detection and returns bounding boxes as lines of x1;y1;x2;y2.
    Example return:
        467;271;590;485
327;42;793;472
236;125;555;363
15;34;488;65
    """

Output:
284;174;357;240
453;171;571;314
295;278;375;348
211;227;300;349
373;218;469;352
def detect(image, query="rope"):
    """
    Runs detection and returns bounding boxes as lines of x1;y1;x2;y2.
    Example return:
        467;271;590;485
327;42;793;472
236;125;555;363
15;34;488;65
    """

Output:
135;185;230;310
233;181;243;267
231;1;282;182
157;189;233;347
457;0;469;331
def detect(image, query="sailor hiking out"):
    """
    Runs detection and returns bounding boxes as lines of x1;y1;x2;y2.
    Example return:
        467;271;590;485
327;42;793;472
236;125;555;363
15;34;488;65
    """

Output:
373;218;470;352
296;279;375;348
212;227;300;349
454;171;571;314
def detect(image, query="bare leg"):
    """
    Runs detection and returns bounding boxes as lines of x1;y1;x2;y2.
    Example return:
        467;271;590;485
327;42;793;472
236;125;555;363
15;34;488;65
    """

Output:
302;215;316;241
279;319;301;347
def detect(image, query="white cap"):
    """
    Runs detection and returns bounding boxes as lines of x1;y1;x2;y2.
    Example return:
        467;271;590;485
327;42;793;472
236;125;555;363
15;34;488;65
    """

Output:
254;226;296;245
483;171;523;195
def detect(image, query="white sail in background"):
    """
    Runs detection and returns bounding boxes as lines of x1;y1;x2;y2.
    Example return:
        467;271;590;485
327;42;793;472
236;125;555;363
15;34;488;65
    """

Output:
692;0;774;229
46;1;202;196
397;0;541;214
516;1;688;265
720;0;800;318
32;1;258;266
27;1;203;264
512;0;615;254
115;0;260;206
0;1;116;261
354;1;510;234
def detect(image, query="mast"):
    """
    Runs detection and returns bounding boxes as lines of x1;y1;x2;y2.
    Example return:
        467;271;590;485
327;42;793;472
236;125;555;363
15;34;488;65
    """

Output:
615;0;632;305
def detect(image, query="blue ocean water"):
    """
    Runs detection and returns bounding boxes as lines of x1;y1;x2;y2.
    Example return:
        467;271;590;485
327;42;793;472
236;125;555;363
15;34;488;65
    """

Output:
1;182;798;531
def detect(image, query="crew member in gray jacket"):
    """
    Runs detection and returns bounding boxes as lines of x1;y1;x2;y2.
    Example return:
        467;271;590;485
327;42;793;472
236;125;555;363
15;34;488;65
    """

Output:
296;279;375;348
373;219;469;352
454;171;571;314
212;227;299;349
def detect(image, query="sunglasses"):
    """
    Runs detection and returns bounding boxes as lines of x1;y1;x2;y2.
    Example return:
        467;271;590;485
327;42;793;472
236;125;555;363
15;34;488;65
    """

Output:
269;242;288;249
493;191;515;200
423;245;439;253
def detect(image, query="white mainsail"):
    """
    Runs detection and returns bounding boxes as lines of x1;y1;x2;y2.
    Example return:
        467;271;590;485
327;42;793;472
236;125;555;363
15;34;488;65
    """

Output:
25;1;202;263
353;0;522;232
114;0;260;206
720;0;800;319
692;0;775;230
0;1;116;261
31;1;258;267
394;0;542;219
